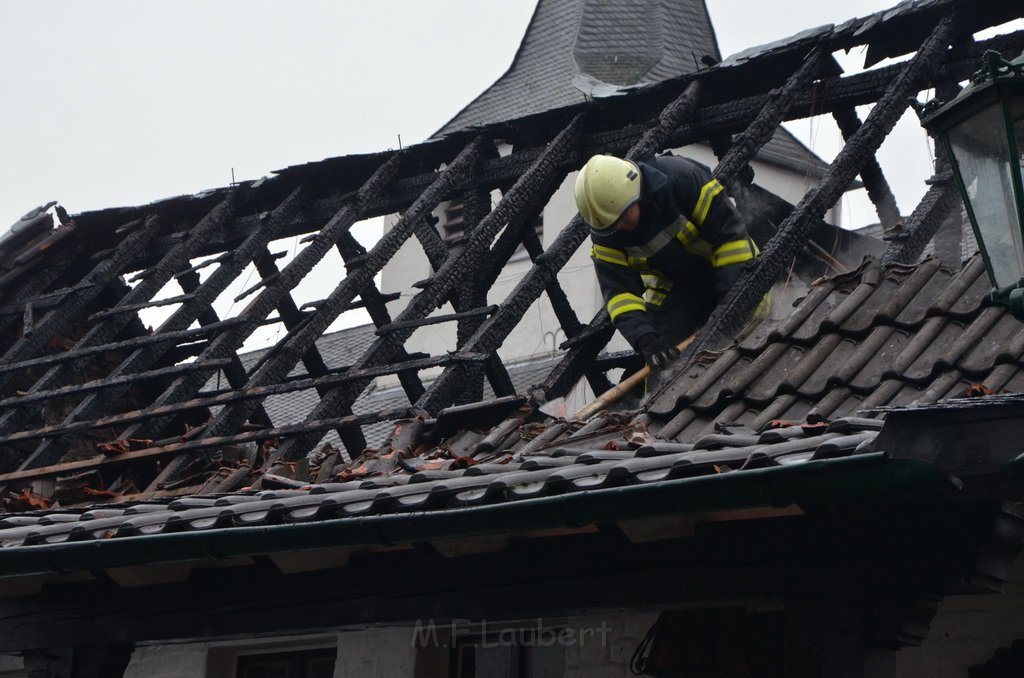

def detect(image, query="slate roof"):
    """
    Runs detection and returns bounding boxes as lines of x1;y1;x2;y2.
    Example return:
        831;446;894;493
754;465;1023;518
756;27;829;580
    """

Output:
438;0;719;135
233;326;563;448
436;0;829;179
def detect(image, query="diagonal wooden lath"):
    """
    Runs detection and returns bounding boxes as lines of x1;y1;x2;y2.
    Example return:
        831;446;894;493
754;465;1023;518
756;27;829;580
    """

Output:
652;12;964;430
259;117;587;464
0;0;1020;499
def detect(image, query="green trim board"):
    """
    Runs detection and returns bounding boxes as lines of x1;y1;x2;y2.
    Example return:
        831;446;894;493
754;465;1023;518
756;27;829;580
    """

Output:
0;453;957;579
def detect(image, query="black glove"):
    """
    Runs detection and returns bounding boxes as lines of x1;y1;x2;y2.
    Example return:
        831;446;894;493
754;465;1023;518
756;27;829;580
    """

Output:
635;334;680;371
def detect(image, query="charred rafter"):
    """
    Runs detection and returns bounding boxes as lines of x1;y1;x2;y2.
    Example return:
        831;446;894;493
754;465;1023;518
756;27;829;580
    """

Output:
664;12;963;405
0;0;1020;507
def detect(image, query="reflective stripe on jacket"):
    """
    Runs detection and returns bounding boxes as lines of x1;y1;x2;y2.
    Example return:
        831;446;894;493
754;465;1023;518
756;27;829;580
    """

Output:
589;154;755;348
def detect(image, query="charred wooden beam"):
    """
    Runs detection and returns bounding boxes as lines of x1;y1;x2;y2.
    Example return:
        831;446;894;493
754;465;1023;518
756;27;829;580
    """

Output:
299;292;400;313
166;251;229;280
0;359;232;409
153;269;274;431
475;202;590;396
0;317;271;379
5;187;308;471
832;107;902;230
0;353;485;447
334;233;426;413
534;316;616;404
455;184;493;405
0;406;415;484
880;171;962;269
251;247;366;453
521;231;584;336
83;29;1024;278
259;119;583;459
190;138;490;454
376;306;498;335
0;240;85;343
0;282;101;316
0;217;161;381
423;82;704;413
87;292;196;320
411;213;449;273
673;13;962;385
714;46;828;187
922;78;967;265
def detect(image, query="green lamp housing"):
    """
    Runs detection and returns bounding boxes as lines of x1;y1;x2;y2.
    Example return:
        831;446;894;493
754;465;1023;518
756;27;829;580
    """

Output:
920;50;1024;317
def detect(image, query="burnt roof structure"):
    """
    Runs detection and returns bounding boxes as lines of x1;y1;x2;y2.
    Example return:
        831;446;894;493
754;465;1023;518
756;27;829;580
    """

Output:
3;1;1024;669
0;0;1018;510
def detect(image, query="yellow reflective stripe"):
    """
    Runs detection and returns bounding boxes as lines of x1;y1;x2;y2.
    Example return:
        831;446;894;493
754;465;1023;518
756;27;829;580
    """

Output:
675;222;714;262
642;273;671;307
627;254;650;271
645;289;668;307
607;293;646;321
640;273;668;289
591;244;629;267
712;239;756;267
692;179;725;226
625;219;681;258
675;219;700;246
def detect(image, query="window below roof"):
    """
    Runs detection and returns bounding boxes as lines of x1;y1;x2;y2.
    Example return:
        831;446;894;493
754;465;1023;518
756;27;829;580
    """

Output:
449;627;565;678
443;200;467;243
442;199;543;252
234;647;336;678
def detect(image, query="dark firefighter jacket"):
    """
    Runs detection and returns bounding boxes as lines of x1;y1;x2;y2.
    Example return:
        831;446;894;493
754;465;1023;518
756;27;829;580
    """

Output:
589;154;756;350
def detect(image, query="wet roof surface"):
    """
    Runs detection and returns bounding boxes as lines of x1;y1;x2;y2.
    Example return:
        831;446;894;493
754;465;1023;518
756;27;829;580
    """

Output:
0;0;1020;567
648;255;1016;440
0;254;999;554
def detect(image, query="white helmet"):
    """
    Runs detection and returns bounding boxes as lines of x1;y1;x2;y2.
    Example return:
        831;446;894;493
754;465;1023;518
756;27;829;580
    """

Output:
574;155;642;232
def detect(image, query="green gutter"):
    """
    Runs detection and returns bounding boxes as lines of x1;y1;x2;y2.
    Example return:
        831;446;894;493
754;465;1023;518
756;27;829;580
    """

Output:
0;453;955;578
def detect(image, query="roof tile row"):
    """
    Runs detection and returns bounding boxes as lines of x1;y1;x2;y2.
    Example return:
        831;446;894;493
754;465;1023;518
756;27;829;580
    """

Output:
650;256;1015;442
0;415;882;549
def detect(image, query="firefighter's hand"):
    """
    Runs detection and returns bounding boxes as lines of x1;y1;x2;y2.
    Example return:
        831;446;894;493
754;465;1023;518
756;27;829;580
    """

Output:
637;335;681;370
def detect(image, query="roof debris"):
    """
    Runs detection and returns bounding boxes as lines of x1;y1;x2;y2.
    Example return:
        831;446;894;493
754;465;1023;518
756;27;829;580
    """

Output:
0;0;1017;558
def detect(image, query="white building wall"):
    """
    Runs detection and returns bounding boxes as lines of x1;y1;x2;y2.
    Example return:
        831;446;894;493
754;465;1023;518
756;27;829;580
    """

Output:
117;613;656;677
124;643;209;678
123;630;417;678
562;612;660;678
117;556;1024;678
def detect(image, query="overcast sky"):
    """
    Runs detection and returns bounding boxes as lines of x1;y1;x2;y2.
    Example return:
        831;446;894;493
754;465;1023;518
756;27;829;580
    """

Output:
3;0;994;229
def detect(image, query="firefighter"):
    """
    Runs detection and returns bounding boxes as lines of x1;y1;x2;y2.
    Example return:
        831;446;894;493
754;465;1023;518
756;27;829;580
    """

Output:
575;153;758;370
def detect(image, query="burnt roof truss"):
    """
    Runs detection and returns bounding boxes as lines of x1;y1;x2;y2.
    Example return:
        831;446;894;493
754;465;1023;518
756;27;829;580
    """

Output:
0;0;1021;506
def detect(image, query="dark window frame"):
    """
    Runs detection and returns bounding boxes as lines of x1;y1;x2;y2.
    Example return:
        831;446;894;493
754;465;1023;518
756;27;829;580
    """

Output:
235;647;336;678
440;200;544;248
448;627;564;678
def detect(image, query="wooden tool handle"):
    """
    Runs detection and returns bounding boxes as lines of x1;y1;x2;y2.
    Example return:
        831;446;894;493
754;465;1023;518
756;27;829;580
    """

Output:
572;333;697;420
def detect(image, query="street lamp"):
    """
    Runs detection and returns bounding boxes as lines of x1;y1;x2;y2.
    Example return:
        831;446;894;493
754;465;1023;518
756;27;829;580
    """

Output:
919;50;1024;317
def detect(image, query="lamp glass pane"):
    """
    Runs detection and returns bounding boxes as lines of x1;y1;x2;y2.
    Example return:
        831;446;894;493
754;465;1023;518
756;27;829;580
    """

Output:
947;102;1024;290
